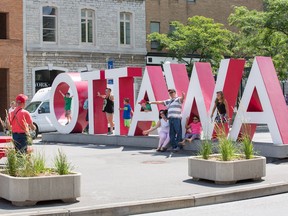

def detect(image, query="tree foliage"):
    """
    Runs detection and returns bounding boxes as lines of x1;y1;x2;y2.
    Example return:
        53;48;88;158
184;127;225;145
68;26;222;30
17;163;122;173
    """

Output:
229;0;288;80
147;16;232;75
147;1;288;80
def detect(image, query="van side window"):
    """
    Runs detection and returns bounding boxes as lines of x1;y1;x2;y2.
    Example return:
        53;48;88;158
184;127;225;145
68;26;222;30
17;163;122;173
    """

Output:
39;102;50;113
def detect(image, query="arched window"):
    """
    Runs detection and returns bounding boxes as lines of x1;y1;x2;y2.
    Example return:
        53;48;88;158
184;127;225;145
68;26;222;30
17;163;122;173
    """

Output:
120;12;131;45
42;6;57;42
81;9;94;43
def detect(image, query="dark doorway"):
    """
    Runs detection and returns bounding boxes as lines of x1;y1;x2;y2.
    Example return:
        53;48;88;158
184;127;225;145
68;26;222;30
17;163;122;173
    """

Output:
0;68;8;131
35;69;64;92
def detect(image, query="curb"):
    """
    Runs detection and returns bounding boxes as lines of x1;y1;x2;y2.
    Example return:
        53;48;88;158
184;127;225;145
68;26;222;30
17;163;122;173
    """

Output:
8;181;288;216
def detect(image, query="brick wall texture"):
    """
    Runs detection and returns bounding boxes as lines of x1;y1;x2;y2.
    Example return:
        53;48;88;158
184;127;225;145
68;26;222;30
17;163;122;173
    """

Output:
146;0;264;51
0;0;23;119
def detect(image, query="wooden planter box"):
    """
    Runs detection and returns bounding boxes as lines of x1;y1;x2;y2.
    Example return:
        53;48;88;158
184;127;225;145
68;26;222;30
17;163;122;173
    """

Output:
0;172;81;206
188;155;266;184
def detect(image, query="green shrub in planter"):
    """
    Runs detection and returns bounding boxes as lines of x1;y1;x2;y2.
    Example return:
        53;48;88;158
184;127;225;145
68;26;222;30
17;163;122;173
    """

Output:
4;148;73;177
199;139;212;160
54;149;74;175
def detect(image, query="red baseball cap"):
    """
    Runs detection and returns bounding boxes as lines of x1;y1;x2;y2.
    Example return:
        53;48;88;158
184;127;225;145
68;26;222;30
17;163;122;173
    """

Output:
138;99;147;104
16;94;28;103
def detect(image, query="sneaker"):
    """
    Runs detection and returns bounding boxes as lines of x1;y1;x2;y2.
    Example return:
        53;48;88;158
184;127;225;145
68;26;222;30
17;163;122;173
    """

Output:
172;147;180;152
107;131;113;135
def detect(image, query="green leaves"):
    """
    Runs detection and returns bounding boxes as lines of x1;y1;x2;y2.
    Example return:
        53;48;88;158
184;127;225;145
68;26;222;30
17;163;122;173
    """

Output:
148;1;288;80
229;0;288;80
148;16;233;75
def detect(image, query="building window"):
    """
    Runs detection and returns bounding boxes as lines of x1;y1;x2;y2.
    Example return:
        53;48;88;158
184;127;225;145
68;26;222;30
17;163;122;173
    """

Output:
187;0;196;2
0;13;8;39
81;9;94;43
169;23;176;33
120;12;131;45
42;6;57;42
150;22;160;49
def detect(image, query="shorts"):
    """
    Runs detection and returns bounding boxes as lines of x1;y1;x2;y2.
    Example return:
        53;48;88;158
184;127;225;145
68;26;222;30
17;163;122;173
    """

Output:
215;114;228;123
185;133;200;140
124;119;131;127
65;110;71;117
12;133;28;153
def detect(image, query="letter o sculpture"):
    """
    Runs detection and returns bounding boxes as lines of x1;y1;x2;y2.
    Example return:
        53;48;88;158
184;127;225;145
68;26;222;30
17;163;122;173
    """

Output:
50;73;88;134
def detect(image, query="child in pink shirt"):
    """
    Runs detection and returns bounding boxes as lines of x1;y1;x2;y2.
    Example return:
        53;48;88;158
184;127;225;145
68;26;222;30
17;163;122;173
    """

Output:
179;115;201;145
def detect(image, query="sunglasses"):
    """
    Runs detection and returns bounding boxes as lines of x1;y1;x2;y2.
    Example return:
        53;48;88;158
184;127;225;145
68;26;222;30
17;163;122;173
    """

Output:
168;91;175;94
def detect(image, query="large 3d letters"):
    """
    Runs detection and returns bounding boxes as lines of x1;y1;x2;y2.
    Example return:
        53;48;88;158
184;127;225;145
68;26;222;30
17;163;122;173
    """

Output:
230;57;288;144
49;56;288;145
182;59;245;138
81;70;107;134
50;73;88;134
129;66;168;135
105;67;142;135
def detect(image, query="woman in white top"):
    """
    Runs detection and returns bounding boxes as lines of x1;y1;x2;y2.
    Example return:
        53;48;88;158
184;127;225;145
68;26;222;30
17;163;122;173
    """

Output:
143;110;170;152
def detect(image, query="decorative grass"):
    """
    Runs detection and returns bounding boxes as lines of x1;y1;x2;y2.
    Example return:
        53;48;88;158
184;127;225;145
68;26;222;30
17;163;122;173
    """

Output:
4;148;73;177
54;149;74;175
199;139;212;160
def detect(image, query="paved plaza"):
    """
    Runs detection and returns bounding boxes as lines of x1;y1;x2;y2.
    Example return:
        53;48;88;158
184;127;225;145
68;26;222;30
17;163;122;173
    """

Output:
0;132;288;215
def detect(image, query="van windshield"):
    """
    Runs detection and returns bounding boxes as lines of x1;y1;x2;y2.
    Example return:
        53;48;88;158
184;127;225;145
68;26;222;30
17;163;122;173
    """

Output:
25;101;42;113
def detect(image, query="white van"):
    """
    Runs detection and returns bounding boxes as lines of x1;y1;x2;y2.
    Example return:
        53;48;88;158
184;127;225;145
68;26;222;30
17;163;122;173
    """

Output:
25;87;56;138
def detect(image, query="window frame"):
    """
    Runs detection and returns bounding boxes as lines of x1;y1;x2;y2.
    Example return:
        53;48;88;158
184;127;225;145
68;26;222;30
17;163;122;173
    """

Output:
150;21;160;49
81;8;95;44
119;12;132;46
42;6;57;43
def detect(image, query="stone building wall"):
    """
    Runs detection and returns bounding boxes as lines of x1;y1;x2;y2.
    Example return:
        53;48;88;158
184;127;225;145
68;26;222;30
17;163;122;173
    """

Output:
25;0;146;98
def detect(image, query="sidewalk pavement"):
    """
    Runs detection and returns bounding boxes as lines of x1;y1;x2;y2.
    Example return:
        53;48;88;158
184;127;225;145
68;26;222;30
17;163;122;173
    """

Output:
0;134;288;216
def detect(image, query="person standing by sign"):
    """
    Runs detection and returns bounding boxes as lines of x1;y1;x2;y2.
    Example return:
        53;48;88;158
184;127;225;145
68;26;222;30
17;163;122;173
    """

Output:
149;89;185;151
119;98;133;133
98;88;114;135
210;91;230;138
7;94;36;153
59;90;73;125
83;98;89;133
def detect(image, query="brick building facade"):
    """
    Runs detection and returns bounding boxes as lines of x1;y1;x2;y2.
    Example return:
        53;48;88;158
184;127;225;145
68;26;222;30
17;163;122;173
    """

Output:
0;0;23;120
146;0;264;64
25;0;146;99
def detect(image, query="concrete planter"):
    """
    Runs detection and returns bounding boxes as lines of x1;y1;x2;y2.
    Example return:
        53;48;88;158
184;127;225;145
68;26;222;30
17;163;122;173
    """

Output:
0;172;81;206
188;155;266;184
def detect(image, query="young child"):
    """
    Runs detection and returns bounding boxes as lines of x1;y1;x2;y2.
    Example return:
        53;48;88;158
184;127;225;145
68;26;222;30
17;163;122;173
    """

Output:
59;90;73;125
179;115;201;145
119;98;133;130
138;99;152;112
